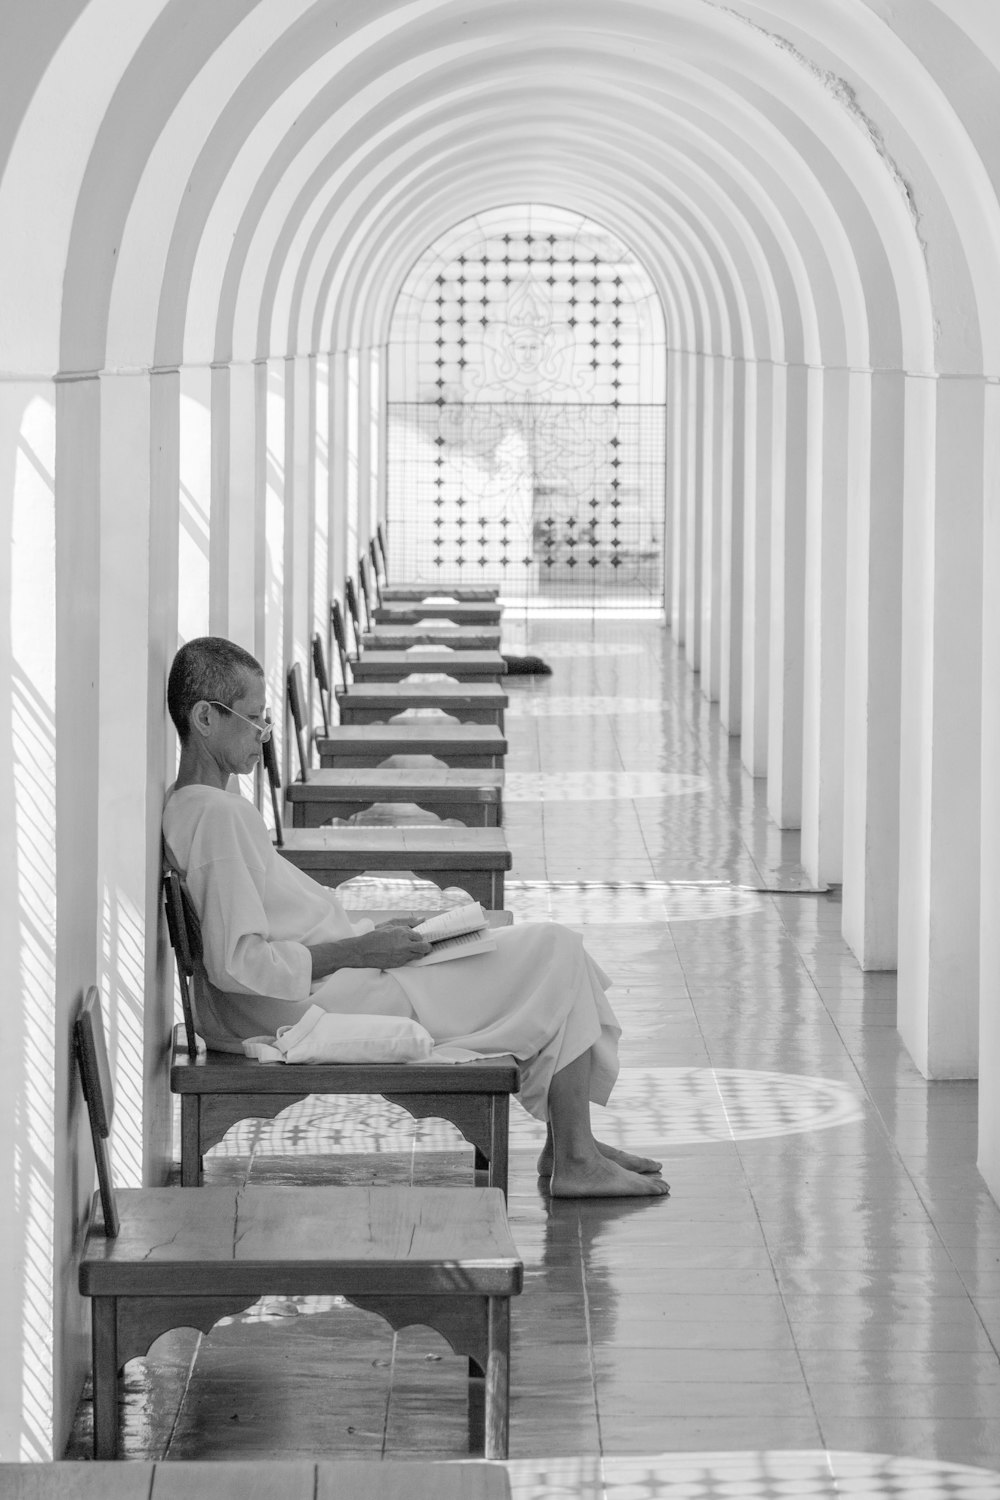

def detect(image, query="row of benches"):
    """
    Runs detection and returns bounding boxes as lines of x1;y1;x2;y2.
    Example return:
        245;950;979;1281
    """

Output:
75;563;528;1462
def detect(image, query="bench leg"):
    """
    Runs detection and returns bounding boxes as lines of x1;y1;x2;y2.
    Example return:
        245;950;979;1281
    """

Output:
180;1096;203;1186
490;1095;510;1200
484;1296;511;1459
91;1298;119;1459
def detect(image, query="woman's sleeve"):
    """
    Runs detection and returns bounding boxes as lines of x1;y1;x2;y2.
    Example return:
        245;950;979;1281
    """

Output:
185;809;313;1000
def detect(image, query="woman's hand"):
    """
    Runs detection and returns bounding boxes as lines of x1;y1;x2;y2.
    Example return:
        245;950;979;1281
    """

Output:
307;924;432;978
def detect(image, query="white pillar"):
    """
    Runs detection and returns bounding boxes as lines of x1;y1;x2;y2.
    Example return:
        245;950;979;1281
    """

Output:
699;353;723;702
767;362;809;828
330;350;350;607
719;357;744;735
313;355;330;644
801;366;848;886
684;350;703;673
842;368;903;969
741;360;769;776
0;379;66;1458
263;358;287;783
356;348;371;572
979;381;1000;1198
224;361;258;651
898;375;983;1077
669;350;688;643
287;354;312;687
177;365;211;643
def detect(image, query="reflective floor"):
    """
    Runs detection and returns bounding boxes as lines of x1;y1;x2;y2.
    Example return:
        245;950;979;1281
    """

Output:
67;620;1000;1494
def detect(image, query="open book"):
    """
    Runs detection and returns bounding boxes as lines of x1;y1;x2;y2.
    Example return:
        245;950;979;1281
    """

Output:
408;902;498;967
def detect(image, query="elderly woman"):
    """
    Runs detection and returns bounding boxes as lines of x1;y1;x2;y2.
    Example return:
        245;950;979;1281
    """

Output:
162;637;668;1200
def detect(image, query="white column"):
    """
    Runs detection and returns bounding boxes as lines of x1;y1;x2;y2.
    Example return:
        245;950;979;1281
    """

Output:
719;357;743;735
224;361;257;651
898;375;984;1077
209;363;230;636
330;350;349;606
767;362;810;828
0;379;64;1457
842;368;904;969
669;349;688;643
801;366;848;886
177;365;211;643
699;352;725;704
741;360;769;776
356;347;372;571
263;359;287;783
978;380;1000;1198
684;350;703;672
287;354;312;688
313;355;330;644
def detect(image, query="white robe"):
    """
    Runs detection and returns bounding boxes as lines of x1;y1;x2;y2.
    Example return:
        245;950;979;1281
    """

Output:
162;784;620;1119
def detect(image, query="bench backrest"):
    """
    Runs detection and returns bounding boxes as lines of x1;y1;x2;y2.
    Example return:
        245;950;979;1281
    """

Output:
74;986;120;1238
376;521;388;578
261;730;287;847
357;555;373;630
343;577;364;657
369;537;383;605
285;662;311;782
311;633;331;736
330;599;352;691
162;865;202;1057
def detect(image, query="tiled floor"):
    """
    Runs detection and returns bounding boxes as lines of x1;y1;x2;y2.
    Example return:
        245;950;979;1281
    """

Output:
67;619;1000;1495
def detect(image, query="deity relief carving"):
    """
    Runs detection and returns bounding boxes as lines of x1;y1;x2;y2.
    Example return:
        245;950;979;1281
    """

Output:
469;275;593;401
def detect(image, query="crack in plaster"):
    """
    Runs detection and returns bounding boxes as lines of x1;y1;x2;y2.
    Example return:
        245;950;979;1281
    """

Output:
699;1;927;259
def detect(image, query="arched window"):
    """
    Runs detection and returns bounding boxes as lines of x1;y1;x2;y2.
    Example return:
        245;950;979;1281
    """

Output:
387;205;666;609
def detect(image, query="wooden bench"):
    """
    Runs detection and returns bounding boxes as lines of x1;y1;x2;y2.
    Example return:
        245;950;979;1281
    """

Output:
328;604;508;728
317;722;508;770
362;625;503;650
0;1461;511;1498
275;825;512;909
339;683;507;729
76;989;522;1461
164;868;518;1194
380;587;501;604
349;649;507;684
286;663;504;827
373;601;504;628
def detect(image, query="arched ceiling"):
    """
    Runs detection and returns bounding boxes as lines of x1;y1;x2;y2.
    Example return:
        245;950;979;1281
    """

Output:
0;0;997;383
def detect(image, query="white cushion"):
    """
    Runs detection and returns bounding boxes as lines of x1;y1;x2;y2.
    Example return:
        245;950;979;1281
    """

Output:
243;1006;434;1064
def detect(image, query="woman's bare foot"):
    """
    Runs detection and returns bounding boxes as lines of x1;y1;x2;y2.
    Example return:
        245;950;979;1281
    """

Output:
548;1153;671;1199
537;1138;663;1177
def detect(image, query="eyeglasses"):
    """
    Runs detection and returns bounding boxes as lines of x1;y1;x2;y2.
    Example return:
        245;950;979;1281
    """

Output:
207;701;273;742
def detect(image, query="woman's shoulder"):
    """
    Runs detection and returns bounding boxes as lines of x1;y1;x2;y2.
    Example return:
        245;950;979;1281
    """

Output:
164;783;268;851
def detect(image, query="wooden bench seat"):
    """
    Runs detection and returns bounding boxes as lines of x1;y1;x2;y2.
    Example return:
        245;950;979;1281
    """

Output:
381;586;500;604
362;624;502;650
276;825;512;909
373;602;503;627
0;1460;511;1498
317;723;507;769
77;989;522;1460
286;767;504;828
337;682;507;729
349;650;507;684
163;871;519;1195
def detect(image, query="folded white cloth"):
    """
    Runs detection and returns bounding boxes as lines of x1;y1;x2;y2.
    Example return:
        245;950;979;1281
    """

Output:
242;1005;476;1064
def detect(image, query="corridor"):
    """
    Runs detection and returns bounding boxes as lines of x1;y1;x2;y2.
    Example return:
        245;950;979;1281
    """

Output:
68;619;1000;1495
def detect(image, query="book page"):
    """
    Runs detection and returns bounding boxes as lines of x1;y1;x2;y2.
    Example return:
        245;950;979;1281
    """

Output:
408;930;498;967
414;903;486;941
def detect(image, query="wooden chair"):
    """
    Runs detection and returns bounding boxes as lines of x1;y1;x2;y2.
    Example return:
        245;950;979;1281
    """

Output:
75;987;521;1459
311;631;332;737
357;554;376;630
163;865;516;1191
263;732;512;907
285;662;503;826
329;602;508;729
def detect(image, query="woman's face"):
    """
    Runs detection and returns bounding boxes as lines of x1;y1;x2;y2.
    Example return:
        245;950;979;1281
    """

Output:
210;672;270;777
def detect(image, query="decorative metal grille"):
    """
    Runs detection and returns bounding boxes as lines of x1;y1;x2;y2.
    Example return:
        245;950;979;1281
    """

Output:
387;209;666;606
